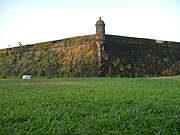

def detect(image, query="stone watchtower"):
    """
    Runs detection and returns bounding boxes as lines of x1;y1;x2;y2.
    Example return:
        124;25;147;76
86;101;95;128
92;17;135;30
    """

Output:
95;17;106;76
95;17;105;41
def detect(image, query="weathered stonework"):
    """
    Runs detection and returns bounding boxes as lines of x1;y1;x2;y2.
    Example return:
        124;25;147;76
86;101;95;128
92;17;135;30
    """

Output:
0;35;101;77
102;35;180;77
0;18;180;77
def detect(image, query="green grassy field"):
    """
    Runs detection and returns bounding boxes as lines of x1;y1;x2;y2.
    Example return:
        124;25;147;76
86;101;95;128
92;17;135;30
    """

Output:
0;77;180;134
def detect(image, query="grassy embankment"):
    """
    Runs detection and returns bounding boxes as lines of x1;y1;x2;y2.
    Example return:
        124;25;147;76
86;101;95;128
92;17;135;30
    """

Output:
0;77;180;134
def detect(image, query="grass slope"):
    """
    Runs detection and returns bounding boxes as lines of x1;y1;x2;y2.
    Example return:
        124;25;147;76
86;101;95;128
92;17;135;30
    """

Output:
0;77;180;134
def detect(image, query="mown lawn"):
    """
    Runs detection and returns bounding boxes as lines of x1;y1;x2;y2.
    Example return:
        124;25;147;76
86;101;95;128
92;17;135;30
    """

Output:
0;77;180;134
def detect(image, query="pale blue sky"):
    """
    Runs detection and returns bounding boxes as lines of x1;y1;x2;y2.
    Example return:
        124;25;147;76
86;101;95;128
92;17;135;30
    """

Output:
0;0;180;49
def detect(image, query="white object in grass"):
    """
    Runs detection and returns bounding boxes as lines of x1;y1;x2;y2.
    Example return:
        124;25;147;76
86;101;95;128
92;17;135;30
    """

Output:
22;75;31;80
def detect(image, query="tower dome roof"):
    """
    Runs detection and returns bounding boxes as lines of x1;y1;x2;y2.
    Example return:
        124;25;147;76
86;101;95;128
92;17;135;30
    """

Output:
96;17;105;26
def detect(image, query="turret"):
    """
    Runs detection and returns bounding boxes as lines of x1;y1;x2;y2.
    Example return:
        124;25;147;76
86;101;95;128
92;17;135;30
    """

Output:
95;17;105;41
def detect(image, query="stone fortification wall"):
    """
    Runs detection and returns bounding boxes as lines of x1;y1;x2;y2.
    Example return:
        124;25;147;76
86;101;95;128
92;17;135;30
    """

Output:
102;35;180;77
0;34;180;77
0;35;101;77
